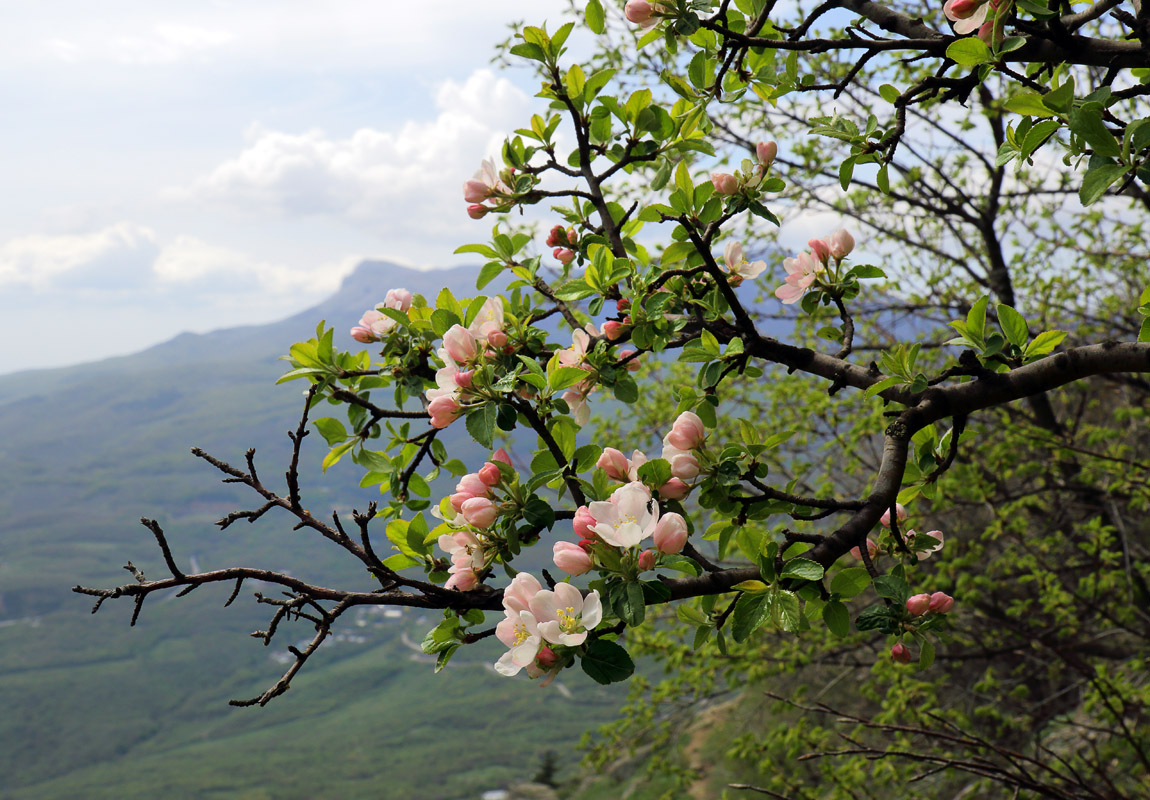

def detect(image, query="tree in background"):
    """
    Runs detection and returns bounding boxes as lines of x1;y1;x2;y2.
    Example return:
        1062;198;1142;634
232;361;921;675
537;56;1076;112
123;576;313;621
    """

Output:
80;0;1150;796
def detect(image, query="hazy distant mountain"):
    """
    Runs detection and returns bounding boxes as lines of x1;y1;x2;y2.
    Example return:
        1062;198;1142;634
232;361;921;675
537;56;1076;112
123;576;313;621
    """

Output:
0;260;620;800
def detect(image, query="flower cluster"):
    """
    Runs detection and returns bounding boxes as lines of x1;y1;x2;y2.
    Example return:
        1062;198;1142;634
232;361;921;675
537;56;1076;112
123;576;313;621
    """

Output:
425;297;508;428
711;140;779;197
943;0;1011;44
555;324;605;426
350;289;413;343
552;412;705;576
906;591;955;616
547;224;579;266
775;229;854;305
723;241;767;283
436;449;515;590
494;573;602;684
851;502;944;562
463;157;514;219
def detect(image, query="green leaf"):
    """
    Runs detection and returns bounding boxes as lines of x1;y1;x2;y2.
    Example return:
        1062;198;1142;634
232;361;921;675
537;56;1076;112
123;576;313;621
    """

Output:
1068;107;1120;158
768;590;801;632
1004;91;1055;118
878;84;900;104
476;261;504;290
1023;330;1068;362
581;639;634;685
780;558;825;581
636;458;672;490
946;37;992;67
465;404;497;448
313;417;348;446
864;376;903;400
873;574;911;604
996;304;1029;347
967;295;989;340
549;366;592;393
584;0;605;34
830;567;871;599
1079;164;1128;205
731;593;770;642
1041;78;1075;113
919;639;936;670
1140;318;1150;343
823;601;850;637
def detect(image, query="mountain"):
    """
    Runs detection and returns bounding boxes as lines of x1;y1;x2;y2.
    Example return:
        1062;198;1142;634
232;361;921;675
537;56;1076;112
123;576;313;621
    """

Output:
0;261;621;800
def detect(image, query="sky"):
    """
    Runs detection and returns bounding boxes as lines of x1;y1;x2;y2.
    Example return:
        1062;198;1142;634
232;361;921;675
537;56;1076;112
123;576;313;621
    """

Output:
0;1;577;374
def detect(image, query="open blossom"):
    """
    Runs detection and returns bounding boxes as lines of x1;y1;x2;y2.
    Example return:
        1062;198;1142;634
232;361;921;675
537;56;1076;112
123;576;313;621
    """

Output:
443;325;478;364
495;609;543;676
554;541;593;576
557;324;599;369
724;241;767;281
464;157;510;204
908;529;944;561
850;537;879;561
943;0;989;34
504;572;542;614
530;583;602;647
562;389;591;427
653;512;688;554
775;251;822;305
588;481;660;548
711;172;739;196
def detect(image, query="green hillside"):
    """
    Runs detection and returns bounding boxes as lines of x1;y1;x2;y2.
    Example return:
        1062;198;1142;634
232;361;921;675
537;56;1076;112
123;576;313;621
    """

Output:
0;261;621;799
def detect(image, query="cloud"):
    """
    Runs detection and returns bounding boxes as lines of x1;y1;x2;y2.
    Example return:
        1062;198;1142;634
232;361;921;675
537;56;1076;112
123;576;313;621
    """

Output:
43;23;233;65
0;223;159;290
171;69;534;244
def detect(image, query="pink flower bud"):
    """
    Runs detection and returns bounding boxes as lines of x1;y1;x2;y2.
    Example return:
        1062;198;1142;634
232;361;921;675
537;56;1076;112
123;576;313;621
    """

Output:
891;642;913;663
906;593;931;616
457;473;490;498
658;478;690;500
653;512;689;554
597;447;631;481
536;645;559;667
463;179;491;204
573;505;597;539
850;537;879;560
945;0;983;18
383;288;413;312
428;395;462;428
553;247;575;266
665;449;700;481
638;549;658;571
486;329;509;348
546;225;566;247
445;568;479;591
665;411;706;450
478;462;501;486
467;203;489;219
443;324;478;364
602;320;626;341
755;141;778;167
826;229;855;260
711;172;739;196
350;326;375;343
461;497;498;529
624;0;656;25
808;238;831;264
554;541;593;576
619;350;641;371
453;369;474;389
492;448;512;465
929;591;954;614
616;298;631;312
880;503;907;528
449;492;471;513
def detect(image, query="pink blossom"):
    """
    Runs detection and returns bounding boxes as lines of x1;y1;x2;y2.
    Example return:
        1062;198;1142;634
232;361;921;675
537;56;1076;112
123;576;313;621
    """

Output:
619;350;641;371
944;0;989;34
573;505;597;540
503;572;542;615
562;390;590;427
428;395;462;428
756;141;778;168
453;370;474;389
553;247;575;266
488;329;509;348
546;225;566;247
463;179;491;204
653;512;689;554
657;477;690;500
530;583;602;647
826;229;855;260
638;549;657;571
461;497;498;529
909;529;944;561
662;444;700;481
554;541;593;576
850;537;879;560
457;473;490;499
350;326;375;343
478;462;501;487
808;238;831;264
494;608;542;676
467;203;489;219
597;448;631;482
468;296;506;345
536;646;559;668
665;411;706;450
439;530;484;570
382;288;413;312
588;481;660;548
445;568;480;591
880;503;908;528
929;591;954;613
625;0;659;27
906;593;932;616
723;241;767;281
891;642;913;663
711;172;739;196
492;448;512;465
975;0;1010;44
443;325;478;364
775;251;823;305
449;492;471;513
356;308;397;339
602;320;626;341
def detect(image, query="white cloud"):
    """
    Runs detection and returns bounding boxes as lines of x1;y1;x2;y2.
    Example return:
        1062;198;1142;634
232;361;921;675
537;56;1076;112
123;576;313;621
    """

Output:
42;23;233;65
171;69;533;242
0;223;158;289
